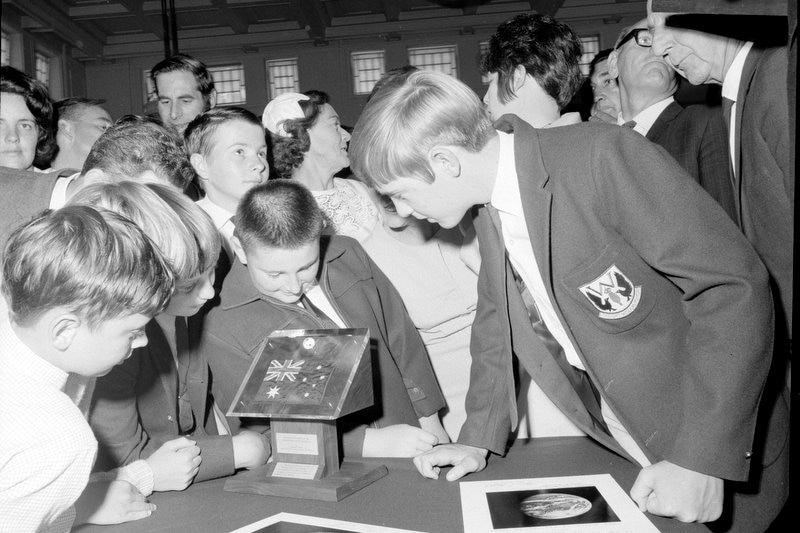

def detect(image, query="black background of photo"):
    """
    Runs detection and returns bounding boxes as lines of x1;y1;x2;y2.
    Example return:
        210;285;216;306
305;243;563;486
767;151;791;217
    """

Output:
486;486;620;529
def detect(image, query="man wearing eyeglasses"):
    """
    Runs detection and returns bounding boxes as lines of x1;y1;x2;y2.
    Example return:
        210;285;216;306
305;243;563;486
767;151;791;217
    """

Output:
607;20;735;222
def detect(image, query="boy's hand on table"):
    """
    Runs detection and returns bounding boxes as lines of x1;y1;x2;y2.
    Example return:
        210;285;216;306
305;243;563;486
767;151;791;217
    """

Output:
630;460;723;523
76;479;155;525
363;424;440;457
232;429;271;469
413;443;488;481
146;436;201;491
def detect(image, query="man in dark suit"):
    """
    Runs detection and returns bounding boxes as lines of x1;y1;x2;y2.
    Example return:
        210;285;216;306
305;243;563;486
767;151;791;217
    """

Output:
349;70;787;532
648;8;792;361
608;18;736;221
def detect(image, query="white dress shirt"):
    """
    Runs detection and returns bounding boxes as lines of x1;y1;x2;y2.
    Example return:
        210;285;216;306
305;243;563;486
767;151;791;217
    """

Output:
721;41;754;178
0;318;98;532
617;96;675;136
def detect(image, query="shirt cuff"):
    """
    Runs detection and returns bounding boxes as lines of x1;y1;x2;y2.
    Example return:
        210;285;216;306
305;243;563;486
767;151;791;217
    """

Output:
91;460;155;496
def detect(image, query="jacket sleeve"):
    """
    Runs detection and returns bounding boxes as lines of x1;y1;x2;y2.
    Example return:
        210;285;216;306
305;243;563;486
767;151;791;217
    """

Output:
455;212;515;456
89;352;153;471
592;128;773;480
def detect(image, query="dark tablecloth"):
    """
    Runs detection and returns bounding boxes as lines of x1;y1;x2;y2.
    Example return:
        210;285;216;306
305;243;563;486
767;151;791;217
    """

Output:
75;436;709;532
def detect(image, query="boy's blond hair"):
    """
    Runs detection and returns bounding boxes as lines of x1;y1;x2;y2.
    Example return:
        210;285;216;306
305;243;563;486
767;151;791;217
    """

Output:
349;70;494;188
69;181;221;293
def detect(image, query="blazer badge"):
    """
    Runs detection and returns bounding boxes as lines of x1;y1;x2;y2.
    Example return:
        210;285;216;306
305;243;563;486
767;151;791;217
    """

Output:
579;264;641;319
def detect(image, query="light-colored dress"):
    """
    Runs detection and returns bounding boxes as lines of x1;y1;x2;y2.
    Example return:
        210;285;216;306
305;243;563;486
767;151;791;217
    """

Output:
361;222;478;440
310;178;380;242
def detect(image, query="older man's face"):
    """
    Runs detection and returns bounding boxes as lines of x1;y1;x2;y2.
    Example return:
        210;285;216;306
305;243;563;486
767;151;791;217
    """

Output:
614;24;676;96
647;13;723;85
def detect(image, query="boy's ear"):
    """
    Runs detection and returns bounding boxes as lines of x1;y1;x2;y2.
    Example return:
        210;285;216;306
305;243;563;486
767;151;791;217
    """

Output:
607;50;620;78
51;313;80;352
231;235;247;265
190;153;210;183
207;89;217;110
57;119;74;143
428;146;462;178
512;65;529;91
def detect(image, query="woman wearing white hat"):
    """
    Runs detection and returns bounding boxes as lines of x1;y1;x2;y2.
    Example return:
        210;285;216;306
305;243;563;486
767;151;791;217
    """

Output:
262;90;381;243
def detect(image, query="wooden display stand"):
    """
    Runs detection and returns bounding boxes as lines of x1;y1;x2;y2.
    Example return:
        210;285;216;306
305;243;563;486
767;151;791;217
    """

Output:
222;329;387;501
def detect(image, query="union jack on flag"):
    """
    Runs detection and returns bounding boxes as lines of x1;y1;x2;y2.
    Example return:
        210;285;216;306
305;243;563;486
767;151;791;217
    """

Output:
264;359;304;382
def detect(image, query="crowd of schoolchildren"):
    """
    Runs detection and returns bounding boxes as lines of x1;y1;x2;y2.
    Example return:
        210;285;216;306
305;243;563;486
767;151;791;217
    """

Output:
0;6;792;533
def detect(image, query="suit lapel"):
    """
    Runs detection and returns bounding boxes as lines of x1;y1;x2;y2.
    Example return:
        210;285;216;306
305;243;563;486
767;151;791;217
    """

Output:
645;101;682;142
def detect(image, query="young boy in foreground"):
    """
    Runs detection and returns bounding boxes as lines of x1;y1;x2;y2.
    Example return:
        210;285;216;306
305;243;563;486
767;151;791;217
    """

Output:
200;180;449;457
348;70;787;531
0;205;174;531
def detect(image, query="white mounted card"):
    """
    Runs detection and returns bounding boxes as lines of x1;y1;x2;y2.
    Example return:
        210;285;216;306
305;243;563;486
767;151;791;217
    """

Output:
228;512;426;533
460;474;659;532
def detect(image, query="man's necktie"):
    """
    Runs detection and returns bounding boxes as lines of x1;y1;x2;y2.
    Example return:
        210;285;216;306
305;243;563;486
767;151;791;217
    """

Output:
721;97;734;134
509;267;610;434
300;293;339;329
622;120;637;129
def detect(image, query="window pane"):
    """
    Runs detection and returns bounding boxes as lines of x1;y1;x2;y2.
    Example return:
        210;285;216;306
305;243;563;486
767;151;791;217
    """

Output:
479;41;491;85
266;58;300;98
1;31;10;66
144;69;156;103
35;51;50;86
209;64;246;105
351;50;385;95
408;45;458;78
579;35;600;77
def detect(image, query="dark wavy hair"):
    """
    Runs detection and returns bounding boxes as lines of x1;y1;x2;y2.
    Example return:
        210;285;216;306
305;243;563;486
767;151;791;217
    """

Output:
481;13;583;110
270;90;328;179
1;65;56;168
151;53;215;105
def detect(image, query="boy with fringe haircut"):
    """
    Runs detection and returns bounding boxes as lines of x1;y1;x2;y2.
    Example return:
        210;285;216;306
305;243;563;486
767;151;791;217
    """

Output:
0;205;173;531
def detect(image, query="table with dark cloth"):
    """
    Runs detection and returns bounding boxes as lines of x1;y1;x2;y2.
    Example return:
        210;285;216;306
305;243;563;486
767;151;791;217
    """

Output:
75;437;709;533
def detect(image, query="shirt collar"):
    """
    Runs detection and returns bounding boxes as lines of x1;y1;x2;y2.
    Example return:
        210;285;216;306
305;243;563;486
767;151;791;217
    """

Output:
620;96;675;135
196;197;234;230
49;172;79;209
489;130;524;218
546;111;582;128
722;41;754;102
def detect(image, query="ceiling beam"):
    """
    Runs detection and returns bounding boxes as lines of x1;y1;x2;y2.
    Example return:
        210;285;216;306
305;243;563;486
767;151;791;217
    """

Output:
210;0;249;34
291;0;331;41
3;0;105;58
116;0;165;39
381;0;400;22
461;0;484;16
529;0;567;17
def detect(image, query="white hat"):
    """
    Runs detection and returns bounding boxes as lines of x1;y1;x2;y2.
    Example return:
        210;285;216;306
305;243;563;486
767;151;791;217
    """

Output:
262;92;310;137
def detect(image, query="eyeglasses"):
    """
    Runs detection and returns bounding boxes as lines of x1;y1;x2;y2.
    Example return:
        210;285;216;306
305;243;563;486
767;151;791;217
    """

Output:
616;28;653;49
